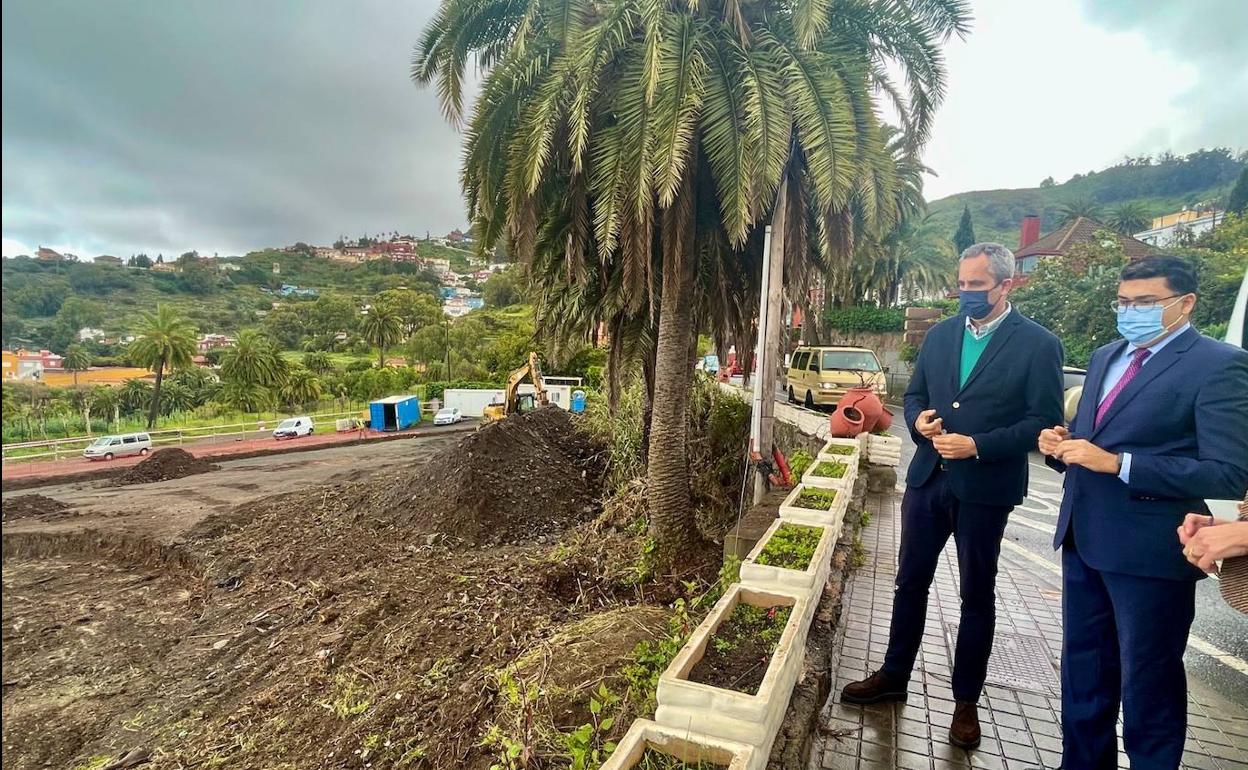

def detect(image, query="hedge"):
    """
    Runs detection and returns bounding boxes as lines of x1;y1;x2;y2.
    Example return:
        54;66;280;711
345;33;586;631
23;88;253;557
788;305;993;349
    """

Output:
823;306;905;333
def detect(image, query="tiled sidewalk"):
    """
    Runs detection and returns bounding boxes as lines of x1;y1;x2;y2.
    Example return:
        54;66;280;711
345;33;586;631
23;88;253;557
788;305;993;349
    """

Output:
809;491;1248;770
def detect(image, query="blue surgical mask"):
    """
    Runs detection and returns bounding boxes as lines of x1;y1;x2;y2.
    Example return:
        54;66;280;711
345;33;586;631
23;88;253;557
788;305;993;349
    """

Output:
1117;299;1183;347
959;285;999;321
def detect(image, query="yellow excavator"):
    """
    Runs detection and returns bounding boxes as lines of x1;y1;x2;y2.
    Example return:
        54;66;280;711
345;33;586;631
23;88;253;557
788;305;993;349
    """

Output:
482;352;549;423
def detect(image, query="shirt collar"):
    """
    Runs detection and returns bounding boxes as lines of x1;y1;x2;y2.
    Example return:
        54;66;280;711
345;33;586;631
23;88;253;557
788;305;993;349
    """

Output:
965;303;1011;340
1128;321;1191;358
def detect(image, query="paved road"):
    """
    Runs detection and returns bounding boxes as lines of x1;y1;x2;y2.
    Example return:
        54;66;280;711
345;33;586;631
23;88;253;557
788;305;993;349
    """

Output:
777;390;1248;708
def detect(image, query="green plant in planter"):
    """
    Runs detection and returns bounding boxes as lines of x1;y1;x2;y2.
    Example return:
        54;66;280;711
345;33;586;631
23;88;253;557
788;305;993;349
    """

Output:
636;748;727;769
821;444;857;456
810;460;848;478
756;523;823;571
795;487;838;510
788;448;814;478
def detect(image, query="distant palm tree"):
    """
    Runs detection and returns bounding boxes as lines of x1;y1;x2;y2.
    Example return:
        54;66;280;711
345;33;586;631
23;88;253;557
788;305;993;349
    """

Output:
119;379;153;416
159;381;197;416
62;345;93;389
220;330;282;387
280;367;323;410
215;380;273;414
1058;198;1105;226
1106;202;1150;236
361;305;404;368
90;386;121;432
302;351;335;377
128;304;197;429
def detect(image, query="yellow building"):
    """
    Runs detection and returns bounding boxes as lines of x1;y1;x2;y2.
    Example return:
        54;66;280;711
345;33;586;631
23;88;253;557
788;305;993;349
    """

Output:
1;350;17;380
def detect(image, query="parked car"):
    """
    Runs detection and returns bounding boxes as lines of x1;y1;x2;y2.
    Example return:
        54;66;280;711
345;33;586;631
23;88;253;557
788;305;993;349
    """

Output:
1061;365;1087;424
83;432;152;461
786;345;887;409
273;416;314;439
433;407;463;426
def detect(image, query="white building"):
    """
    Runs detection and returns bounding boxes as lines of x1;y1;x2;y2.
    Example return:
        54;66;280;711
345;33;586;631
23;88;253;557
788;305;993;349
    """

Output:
77;327;107;342
1134;209;1225;248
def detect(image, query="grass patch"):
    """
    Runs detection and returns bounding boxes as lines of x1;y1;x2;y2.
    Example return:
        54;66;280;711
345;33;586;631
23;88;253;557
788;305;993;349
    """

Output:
810;460;848;479
756;523;822;571
794;487;838;511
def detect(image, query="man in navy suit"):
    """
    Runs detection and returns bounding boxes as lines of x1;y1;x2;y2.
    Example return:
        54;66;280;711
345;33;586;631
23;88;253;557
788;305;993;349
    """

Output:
841;243;1064;749
1040;256;1248;770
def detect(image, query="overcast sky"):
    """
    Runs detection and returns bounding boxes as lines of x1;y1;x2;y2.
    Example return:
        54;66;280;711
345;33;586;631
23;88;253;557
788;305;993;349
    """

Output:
3;0;1245;260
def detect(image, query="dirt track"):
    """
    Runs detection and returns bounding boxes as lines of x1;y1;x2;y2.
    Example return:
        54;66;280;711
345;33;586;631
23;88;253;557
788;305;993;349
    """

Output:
1;432;465;544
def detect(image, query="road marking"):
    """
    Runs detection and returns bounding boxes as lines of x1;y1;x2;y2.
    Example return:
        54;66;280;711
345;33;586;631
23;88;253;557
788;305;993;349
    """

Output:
1000;539;1246;677
1009;514;1057;534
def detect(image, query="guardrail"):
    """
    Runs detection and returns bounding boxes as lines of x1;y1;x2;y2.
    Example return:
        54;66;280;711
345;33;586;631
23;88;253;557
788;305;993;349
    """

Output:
1;409;368;466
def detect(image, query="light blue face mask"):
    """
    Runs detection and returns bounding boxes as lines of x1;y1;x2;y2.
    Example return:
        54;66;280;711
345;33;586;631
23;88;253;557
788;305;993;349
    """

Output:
1116;297;1184;346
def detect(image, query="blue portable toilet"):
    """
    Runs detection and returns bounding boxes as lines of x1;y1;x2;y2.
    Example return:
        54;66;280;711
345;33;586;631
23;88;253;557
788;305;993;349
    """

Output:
369;394;421;431
570;390;587;414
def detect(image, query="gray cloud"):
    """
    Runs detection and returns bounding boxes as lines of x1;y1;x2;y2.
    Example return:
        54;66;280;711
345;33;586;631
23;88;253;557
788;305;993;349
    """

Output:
1079;0;1248;154
2;0;467;258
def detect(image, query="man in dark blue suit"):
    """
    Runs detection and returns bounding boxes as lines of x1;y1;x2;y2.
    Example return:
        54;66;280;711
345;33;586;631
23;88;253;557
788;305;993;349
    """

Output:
1040;256;1248;770
841;243;1064;748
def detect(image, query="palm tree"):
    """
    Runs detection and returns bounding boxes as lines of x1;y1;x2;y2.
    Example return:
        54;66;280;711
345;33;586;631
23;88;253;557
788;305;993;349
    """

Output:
129;304;197;429
1058;198;1104;226
220;330;282;387
62;345;93;389
361;304;404;368
1106;202;1150;236
159;381;197;417
302;351;335;377
280;367;323;410
119;379;153;417
90;386;121;432
415;0;966;560
170;365;218;407
215;380;274;414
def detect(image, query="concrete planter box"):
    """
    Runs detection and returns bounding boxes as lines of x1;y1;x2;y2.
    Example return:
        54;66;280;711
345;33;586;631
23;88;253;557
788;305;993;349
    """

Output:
801;456;856;492
778;484;848;528
603;719;759;770
740;518;837;597
819;436;862;460
866;434;902;467
655;584;810;752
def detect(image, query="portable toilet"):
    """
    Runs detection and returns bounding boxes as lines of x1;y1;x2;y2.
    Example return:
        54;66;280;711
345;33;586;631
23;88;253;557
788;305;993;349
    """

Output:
369;394;421;431
570;389;587;414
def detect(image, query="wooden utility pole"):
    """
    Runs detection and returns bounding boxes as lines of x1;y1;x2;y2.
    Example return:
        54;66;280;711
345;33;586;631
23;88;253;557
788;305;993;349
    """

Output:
750;183;788;503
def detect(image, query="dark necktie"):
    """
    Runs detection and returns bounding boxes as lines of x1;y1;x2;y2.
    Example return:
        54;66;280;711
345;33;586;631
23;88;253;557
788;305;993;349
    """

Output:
1095;348;1151;428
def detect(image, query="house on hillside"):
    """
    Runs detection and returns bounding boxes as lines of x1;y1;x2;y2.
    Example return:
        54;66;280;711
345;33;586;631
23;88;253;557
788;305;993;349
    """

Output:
78;327;107;342
1134;208;1225;248
198;334;236;353
1013;215;1156;282
94;254;123;265
36;247;63;261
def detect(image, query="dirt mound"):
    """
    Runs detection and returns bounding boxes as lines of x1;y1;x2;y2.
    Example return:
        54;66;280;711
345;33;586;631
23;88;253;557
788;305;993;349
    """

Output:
375;407;605;545
115;447;219;485
2;494;72;522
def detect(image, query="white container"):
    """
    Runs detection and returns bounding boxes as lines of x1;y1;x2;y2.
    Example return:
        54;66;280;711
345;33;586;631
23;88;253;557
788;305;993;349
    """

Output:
866;434;903;467
819;436;862;460
801;456;855;492
655;584;810;752
602;719;759;770
740;518;837;600
778;484;848;529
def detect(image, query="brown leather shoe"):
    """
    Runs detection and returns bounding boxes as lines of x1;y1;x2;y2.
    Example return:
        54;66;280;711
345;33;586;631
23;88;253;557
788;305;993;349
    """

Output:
949;701;981;749
839;670;907;705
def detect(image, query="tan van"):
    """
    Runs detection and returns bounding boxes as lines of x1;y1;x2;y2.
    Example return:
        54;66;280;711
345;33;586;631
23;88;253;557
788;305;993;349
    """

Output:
786;346;887;408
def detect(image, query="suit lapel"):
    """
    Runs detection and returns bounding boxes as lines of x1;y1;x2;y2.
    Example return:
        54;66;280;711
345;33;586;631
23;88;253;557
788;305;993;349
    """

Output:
1091;327;1199;439
957;312;1021;396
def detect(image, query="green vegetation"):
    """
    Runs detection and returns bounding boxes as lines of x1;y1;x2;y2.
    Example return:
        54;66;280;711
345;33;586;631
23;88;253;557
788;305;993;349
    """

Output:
954;205;976;254
756;524;823;571
705;603;791;665
635;749;726;769
794;487;838;511
823;306;905;333
787;448;814;479
928;148;1246;246
810;461;848;479
821;444;857;456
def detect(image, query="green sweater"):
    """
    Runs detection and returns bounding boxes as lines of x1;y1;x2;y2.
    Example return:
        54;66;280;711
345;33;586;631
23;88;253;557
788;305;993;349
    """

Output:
960;327;995;387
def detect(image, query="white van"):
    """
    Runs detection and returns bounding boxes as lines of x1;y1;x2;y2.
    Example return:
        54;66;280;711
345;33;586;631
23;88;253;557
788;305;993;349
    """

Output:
273;416;314;439
82;433;153;461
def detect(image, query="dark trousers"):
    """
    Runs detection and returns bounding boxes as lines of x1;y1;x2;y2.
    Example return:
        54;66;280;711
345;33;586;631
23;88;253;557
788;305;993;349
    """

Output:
1061;536;1194;770
880;471;1012;702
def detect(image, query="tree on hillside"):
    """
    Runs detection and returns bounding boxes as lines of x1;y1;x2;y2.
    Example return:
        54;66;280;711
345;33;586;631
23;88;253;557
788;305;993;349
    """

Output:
361;304;404;368
1107;202;1150;236
220;330;283;389
415;0;966;563
483;269;522;308
1058;198;1105;226
279;367;323;410
302;351;335;376
128;304;197;429
1040;176;1055;188
954;206;976;254
1229;168;1248;215
62;345;93;389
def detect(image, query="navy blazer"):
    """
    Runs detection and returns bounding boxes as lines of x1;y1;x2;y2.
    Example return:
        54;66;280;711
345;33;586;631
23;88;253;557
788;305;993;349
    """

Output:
1049;327;1248;581
904;310;1064;506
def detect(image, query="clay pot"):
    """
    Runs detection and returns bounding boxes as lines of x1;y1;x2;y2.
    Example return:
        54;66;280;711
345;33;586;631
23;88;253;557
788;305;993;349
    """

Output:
838;387;884;433
876;407;894;432
829;406;865;437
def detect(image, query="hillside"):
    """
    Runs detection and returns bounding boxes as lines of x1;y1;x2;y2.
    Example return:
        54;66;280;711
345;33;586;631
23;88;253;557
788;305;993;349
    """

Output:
927;148;1245;247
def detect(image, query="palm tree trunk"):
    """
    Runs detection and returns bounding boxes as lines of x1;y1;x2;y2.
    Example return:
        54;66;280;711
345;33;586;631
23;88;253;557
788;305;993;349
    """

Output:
647;240;699;563
606;315;624;415
378;346;386;369
147;361;165;429
83;405;92;436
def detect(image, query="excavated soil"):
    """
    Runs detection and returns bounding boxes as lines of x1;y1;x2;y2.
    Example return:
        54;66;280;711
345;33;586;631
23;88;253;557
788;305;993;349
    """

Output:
114;448;219;486
1;407;725;770
2;494;73;522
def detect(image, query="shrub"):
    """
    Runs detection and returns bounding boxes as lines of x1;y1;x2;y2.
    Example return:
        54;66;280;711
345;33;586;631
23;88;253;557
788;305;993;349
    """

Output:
823;306;904;333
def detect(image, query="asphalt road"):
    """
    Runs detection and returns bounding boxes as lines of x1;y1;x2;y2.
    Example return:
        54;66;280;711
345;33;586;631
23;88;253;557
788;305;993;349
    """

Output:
779;389;1248;707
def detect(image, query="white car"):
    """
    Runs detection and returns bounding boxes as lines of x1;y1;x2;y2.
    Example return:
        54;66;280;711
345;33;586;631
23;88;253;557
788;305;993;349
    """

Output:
273;416;314;439
83;432;152;460
433;407;463;426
